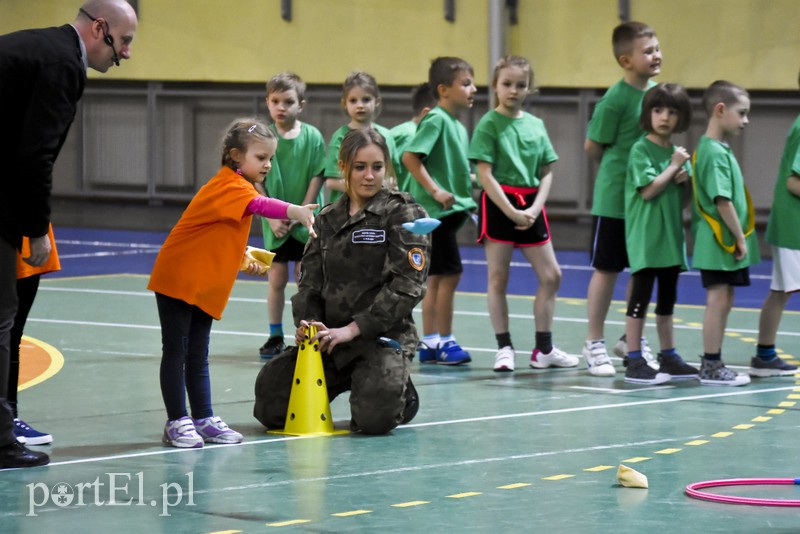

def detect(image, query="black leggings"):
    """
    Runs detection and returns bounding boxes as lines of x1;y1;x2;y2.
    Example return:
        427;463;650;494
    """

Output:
8;274;41;418
626;266;681;319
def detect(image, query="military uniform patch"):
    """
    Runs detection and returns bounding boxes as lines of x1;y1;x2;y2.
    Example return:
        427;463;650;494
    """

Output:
352;229;386;243
408;247;425;271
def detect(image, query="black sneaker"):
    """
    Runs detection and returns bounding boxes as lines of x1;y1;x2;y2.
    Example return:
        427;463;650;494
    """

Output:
0;441;49;469
400;377;419;424
624;357;671;385
748;356;798;378
657;353;699;380
259;335;286;360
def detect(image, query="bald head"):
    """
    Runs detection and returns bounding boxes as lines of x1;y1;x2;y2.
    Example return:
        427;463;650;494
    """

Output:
73;0;138;73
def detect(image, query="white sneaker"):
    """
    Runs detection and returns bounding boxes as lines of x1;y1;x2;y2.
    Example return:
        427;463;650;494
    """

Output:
493;346;515;372
614;336;659;370
583;341;616;376
530;346;580;369
162;416;203;448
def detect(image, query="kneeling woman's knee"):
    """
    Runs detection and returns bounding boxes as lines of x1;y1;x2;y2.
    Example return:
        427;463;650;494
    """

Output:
350;349;407;434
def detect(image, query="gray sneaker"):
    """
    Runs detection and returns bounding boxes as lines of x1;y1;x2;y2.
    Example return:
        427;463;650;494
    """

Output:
699;358;750;386
748;356;798;377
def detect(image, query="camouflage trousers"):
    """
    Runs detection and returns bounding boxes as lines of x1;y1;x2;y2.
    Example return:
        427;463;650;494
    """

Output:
254;339;410;435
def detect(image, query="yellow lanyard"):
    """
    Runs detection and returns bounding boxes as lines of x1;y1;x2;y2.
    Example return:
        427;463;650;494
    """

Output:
691;152;755;254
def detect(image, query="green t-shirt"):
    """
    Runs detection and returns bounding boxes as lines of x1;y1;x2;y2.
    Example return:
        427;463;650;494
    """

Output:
324;123;398;204
690;135;760;270
404;106;477;219
587;78;655;218
468;110;558;188
261;122;326;250
765;115;800;250
624;137;689;273
390;120;417;192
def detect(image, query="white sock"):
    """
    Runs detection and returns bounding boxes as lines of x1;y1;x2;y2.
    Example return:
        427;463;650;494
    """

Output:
439;334;456;346
422;334;440;349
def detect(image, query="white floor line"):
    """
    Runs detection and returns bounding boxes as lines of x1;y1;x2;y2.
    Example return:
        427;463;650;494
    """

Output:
12;384;794;472
570;385;675;393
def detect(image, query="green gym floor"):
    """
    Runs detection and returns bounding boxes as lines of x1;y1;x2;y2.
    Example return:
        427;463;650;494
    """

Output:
3;277;800;532
1;230;799;532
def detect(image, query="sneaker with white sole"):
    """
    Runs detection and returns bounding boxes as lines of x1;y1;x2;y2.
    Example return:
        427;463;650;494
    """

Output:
616;335;658;370
436;340;471;365
748;356;798;377
493;346;515;372
530;346;579;369
193;416;243;444
13;419;52;445
624;357;671;384
163;416;203;448
583;341;616;376
699;358;751;386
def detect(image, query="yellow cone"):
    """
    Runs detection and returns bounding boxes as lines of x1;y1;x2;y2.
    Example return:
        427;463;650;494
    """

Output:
616;464;649;488
269;324;348;436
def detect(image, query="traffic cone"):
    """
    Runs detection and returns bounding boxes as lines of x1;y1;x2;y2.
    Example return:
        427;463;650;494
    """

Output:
269;324;348;436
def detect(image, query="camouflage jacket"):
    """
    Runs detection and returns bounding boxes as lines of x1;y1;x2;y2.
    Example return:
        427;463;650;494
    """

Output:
292;188;430;365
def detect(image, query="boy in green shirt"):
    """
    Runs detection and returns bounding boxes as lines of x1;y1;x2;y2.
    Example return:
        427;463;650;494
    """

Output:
691;80;758;386
259;72;325;359
752;70;800;378
403;57;477;365
583;21;661;377
391;83;436;192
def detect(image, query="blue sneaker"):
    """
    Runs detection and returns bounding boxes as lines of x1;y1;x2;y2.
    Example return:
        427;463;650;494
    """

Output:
436;340;471;365
418;342;437;364
13;419;53;445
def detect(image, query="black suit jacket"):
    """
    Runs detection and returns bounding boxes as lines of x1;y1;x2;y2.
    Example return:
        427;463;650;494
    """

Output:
0;24;85;248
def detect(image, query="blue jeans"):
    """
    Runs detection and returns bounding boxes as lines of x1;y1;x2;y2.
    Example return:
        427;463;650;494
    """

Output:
155;293;214;421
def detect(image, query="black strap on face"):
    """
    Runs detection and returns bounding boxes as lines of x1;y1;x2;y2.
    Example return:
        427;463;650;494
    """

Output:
79;7;120;66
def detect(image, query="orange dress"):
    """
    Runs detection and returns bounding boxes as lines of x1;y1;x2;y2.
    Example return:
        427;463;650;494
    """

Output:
16;225;60;279
148;167;261;320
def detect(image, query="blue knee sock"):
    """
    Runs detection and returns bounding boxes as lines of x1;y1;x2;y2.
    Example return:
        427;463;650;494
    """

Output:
756;344;777;361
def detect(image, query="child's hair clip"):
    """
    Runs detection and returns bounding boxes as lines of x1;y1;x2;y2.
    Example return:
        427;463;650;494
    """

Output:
248;124;257;133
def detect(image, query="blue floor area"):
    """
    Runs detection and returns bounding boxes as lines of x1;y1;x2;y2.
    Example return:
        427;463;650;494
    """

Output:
51;226;795;311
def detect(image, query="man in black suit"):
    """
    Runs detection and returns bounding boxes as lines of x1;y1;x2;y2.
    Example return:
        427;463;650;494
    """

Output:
0;0;138;469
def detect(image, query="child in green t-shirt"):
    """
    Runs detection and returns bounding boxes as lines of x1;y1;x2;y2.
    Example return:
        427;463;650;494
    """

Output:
583;21;662;377
258;72;326;359
403;56;477;365
323;71;398;204
468;55;579;373
691;80;759;386
752;70;800;378
623;83;698;384
391;83;436;192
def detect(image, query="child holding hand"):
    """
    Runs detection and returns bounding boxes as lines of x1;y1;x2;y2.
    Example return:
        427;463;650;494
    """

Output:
148;118;317;448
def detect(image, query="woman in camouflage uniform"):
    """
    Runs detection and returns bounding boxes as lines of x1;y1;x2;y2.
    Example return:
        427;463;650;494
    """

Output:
255;128;430;434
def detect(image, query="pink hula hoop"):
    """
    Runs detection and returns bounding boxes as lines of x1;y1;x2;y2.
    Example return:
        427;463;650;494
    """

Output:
685;478;800;507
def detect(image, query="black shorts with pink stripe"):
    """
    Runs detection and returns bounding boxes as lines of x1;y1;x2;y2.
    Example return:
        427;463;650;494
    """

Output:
477;186;551;247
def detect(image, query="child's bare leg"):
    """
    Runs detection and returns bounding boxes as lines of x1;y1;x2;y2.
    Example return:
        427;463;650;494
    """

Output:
656;314;674;351
757;290;791;346
523;241;561;332
267;262;289;326
625;316;644;352
703;285;734;354
485;241;513;334
435;273;461;336
586;270;618;340
422;275;440;336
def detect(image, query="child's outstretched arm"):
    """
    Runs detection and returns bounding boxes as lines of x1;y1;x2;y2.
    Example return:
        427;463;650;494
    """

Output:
286;203;320;238
403;151;455;209
715;197;747;260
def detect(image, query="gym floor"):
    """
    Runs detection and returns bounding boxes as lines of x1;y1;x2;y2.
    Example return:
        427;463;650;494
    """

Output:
1;227;798;532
